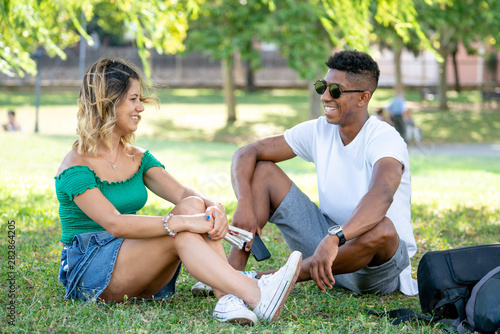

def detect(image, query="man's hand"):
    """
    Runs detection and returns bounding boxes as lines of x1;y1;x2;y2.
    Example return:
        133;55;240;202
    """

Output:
231;202;259;252
310;235;340;292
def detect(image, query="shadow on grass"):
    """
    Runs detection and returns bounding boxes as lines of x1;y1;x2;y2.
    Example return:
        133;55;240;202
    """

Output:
414;109;500;143
147;97;308;144
211;107;307;144
154;89;309;106
0;91;79;107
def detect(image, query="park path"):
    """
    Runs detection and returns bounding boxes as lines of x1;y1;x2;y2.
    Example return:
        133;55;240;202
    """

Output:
408;142;500;157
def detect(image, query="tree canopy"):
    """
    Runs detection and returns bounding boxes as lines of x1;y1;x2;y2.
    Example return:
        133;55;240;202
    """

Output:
2;0;435;80
415;0;500;108
0;0;198;78
3;0;499;116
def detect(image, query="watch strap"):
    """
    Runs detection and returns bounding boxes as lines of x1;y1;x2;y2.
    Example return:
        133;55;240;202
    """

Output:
336;229;346;246
328;225;346;246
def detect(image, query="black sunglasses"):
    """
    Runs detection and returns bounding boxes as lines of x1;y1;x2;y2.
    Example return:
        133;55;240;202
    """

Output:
314;80;365;99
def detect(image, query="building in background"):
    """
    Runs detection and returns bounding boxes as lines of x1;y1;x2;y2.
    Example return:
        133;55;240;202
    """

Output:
0;44;498;90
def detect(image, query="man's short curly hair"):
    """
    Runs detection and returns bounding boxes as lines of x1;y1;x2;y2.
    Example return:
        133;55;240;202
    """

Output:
326;50;380;94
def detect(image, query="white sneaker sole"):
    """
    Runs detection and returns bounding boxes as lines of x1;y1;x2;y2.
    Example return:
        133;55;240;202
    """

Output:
214;314;257;326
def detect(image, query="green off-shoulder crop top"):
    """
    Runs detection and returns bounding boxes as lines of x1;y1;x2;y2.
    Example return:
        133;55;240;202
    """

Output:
54;150;164;243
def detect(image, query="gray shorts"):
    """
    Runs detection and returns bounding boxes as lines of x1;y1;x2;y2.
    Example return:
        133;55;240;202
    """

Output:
269;183;409;295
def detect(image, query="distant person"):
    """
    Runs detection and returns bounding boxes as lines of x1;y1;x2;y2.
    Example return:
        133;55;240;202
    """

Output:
386;92;407;140
3;110;21;132
54;57;301;325
404;109;422;144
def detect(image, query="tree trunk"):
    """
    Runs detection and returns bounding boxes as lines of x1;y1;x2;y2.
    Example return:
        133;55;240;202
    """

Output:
222;56;236;123
246;61;256;92
452;49;461;92
438;51;449;110
394;38;404;93
308;79;322;119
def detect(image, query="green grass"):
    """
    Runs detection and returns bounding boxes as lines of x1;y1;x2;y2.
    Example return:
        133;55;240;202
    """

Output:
1;89;499;333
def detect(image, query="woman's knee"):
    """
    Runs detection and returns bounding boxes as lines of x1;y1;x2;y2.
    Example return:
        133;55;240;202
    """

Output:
172;196;206;215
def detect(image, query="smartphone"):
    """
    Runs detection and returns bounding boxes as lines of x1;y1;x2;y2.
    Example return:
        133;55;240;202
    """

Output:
250;234;271;261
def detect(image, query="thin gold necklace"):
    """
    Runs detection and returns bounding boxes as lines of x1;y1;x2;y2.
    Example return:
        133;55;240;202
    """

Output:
100;148;120;170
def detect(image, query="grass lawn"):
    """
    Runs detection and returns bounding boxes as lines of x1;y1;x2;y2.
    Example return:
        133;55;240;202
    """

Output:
0;88;499;333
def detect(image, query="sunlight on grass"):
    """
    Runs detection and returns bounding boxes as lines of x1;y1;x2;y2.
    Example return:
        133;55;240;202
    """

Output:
4;88;499;143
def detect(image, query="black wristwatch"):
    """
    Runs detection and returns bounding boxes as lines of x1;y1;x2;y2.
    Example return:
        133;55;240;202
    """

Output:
328;225;346;246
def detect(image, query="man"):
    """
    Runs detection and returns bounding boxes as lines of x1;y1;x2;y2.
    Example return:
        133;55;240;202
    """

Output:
228;50;417;296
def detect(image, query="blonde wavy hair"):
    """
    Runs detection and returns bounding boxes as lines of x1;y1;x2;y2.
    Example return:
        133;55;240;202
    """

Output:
73;57;159;155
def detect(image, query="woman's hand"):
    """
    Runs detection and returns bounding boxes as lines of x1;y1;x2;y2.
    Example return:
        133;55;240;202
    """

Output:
171;213;214;235
205;203;228;241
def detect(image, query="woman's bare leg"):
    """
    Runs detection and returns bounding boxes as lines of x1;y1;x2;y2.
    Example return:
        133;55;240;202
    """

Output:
100;196;260;307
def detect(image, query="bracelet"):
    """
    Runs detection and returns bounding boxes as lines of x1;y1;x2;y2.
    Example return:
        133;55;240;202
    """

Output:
162;213;176;238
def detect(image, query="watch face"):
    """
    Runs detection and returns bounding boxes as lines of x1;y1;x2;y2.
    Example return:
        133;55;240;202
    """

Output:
328;225;346;245
328;226;341;234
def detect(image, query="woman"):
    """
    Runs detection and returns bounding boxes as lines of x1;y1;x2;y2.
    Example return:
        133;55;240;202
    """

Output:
55;57;301;325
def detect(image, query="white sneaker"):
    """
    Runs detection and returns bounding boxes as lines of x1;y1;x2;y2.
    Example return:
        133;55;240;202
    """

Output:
191;281;213;296
252;251;302;322
240;270;259;279
191;271;259;297
213;294;258;326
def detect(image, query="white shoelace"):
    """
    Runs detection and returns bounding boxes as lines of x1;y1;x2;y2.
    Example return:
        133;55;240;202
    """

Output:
219;294;245;308
259;264;287;287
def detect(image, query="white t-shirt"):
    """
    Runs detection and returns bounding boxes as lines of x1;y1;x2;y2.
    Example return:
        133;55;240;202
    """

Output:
284;116;418;295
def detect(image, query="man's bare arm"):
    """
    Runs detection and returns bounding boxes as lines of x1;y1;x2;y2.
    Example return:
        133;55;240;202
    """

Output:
341;157;404;241
230;134;296;248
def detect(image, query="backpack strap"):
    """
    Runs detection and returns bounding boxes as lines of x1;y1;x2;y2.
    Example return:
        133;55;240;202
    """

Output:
456;320;474;334
435;287;469;321
367;308;467;333
366;308;435;325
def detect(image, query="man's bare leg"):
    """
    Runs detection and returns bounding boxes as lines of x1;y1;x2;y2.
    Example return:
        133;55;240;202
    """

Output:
228;161;292;270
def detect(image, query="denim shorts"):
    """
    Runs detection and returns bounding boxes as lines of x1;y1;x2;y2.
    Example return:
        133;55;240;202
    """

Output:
59;231;181;302
269;183;409;295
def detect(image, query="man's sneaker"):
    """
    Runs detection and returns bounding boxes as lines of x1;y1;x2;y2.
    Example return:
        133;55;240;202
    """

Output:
191;271;259;297
213;294;258;326
241;270;259;280
252;251;302;322
191;281;213;296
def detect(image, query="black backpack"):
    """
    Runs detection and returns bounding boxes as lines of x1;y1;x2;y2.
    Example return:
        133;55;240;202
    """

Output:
368;244;500;333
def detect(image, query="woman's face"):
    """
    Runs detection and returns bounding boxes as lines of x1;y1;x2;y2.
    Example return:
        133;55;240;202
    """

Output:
114;79;144;136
